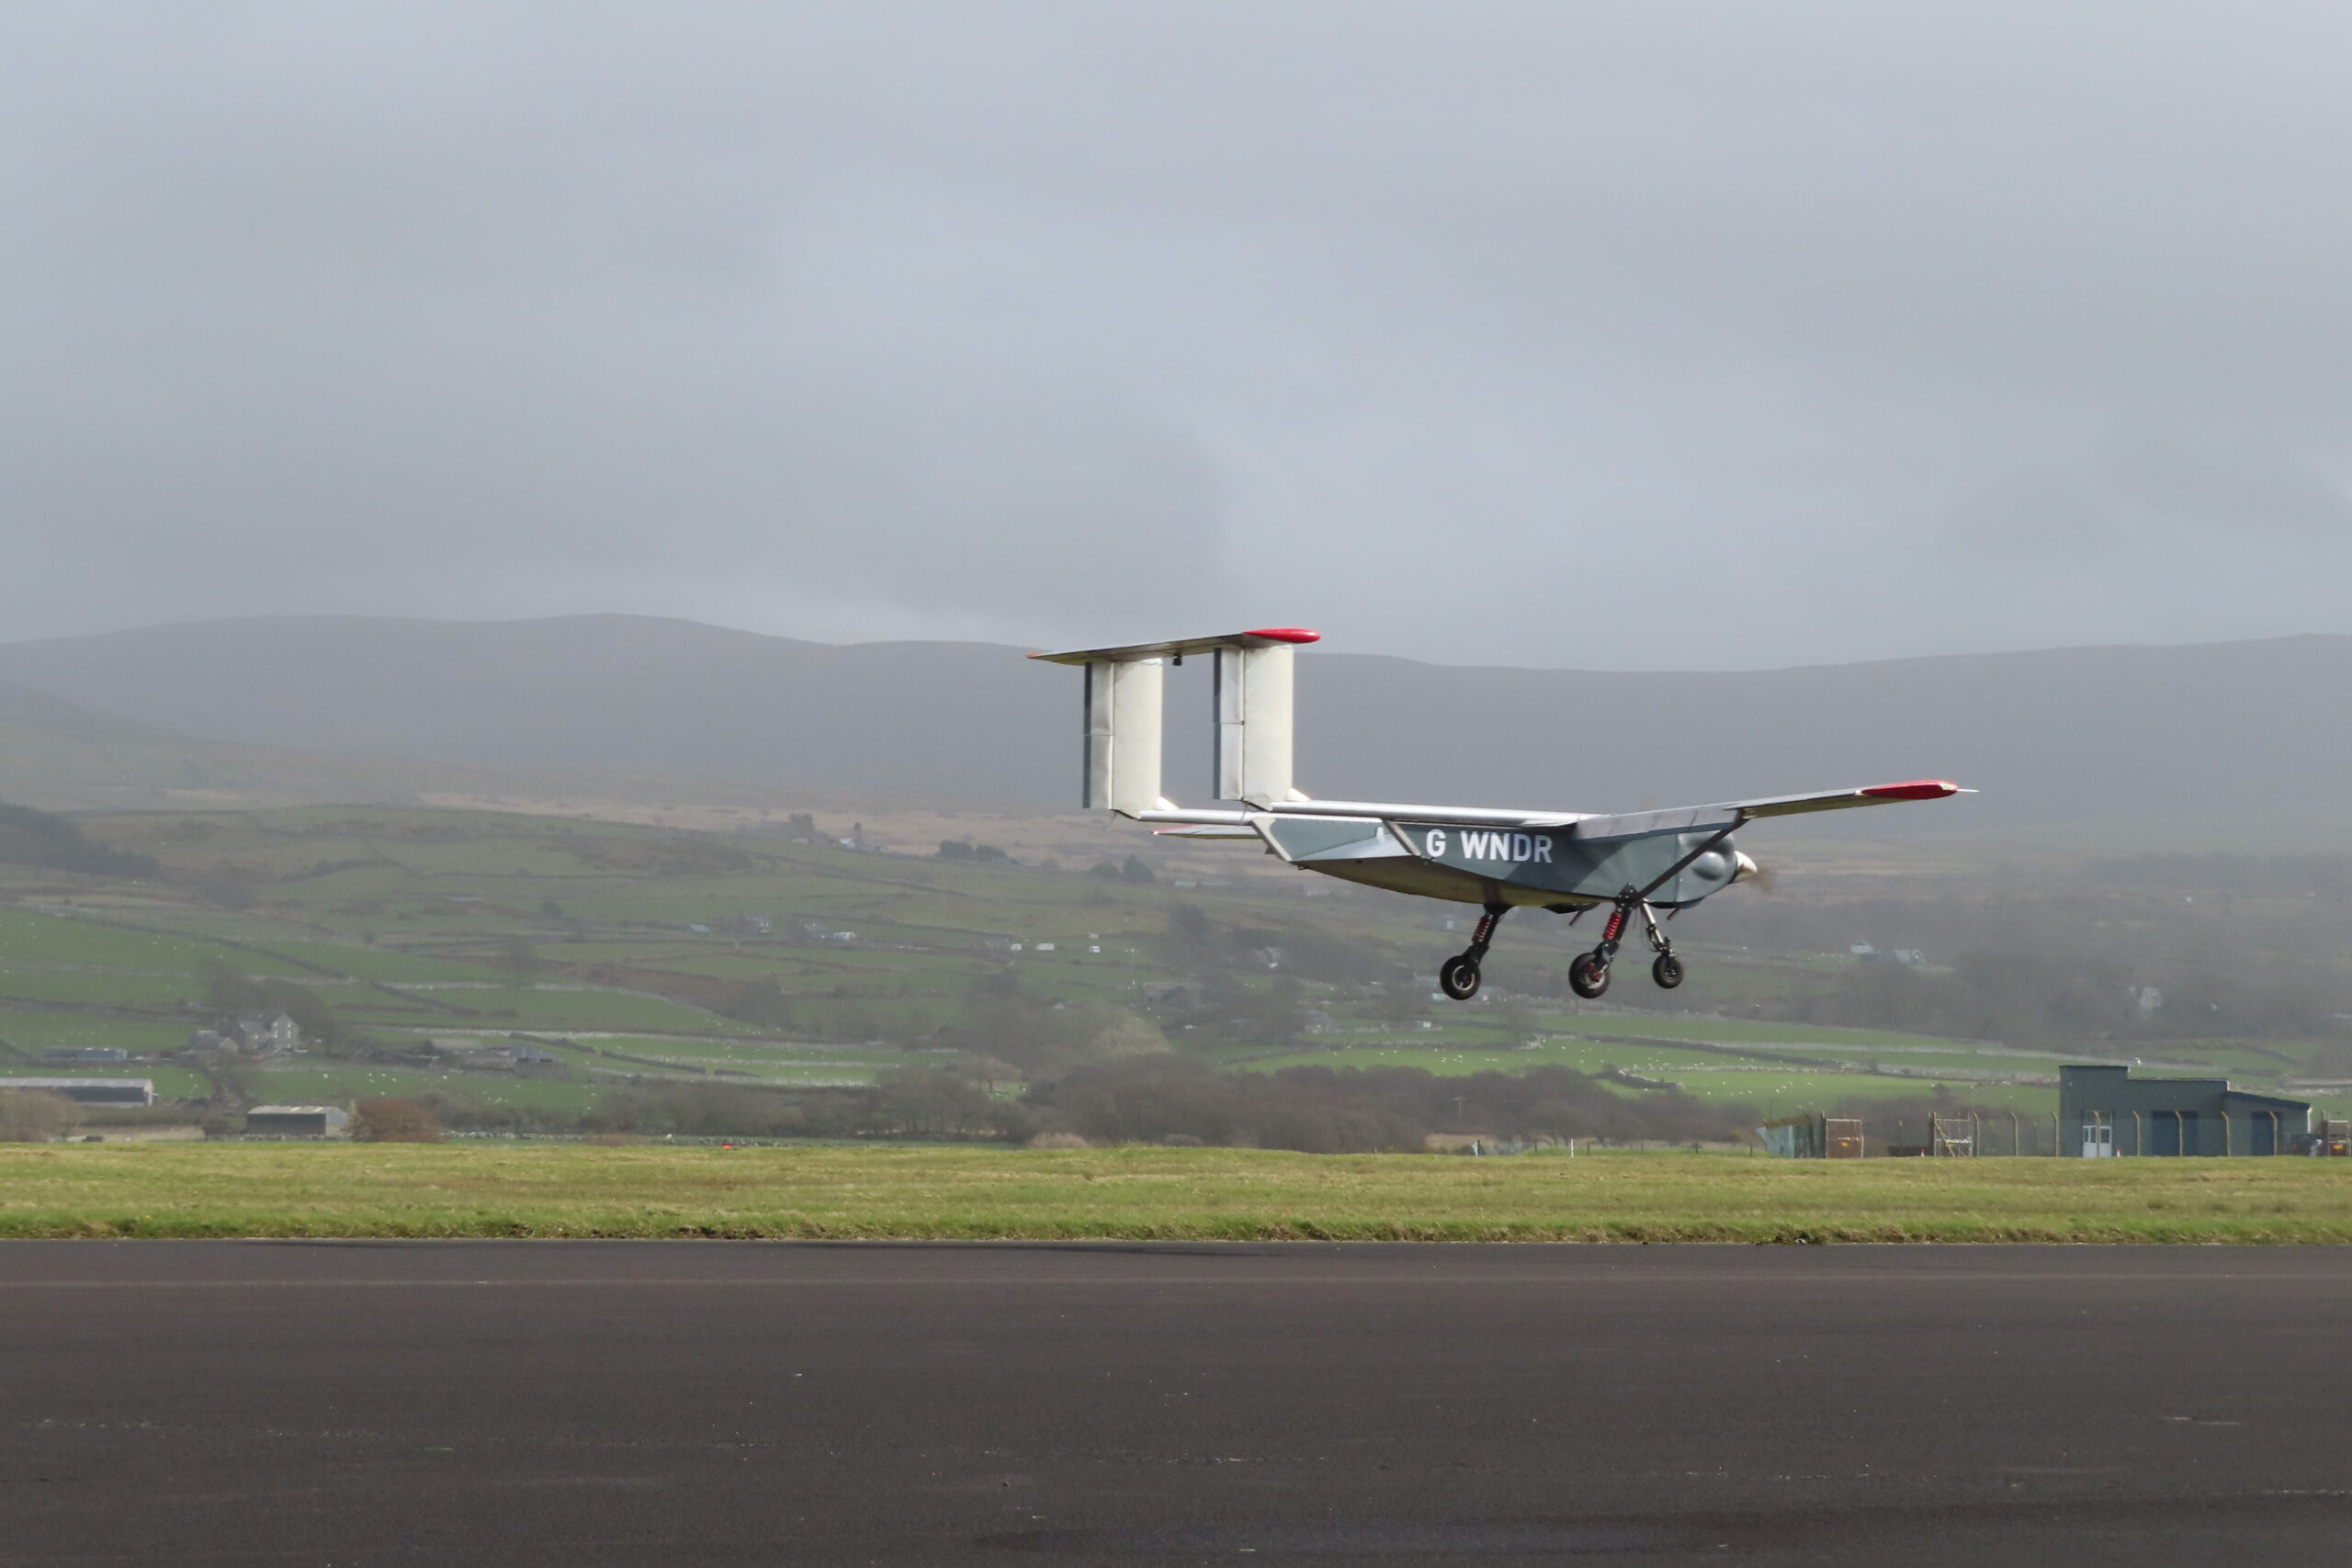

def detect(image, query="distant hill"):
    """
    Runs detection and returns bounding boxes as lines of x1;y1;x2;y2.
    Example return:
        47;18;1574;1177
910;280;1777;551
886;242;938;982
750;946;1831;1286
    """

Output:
0;676;638;816
2;614;2346;843
0;616;1054;810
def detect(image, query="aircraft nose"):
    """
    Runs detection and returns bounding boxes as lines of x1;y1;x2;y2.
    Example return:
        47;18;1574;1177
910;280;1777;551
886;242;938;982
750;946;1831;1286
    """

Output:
1732;851;1760;882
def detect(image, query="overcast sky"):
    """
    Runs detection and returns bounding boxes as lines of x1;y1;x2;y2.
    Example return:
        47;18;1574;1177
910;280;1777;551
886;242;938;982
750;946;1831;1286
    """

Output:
5;3;2351;669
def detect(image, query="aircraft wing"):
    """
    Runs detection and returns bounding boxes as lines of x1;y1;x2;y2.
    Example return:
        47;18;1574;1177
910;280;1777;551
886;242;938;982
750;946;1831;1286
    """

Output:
1562;780;1967;840
1706;779;1970;819
1134;780;1968;838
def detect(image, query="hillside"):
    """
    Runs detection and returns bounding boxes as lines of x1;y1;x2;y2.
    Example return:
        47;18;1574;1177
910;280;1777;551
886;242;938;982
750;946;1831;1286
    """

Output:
0;616;1049;809
4;615;2349;842
1;805;2342;1143
0;680;591;814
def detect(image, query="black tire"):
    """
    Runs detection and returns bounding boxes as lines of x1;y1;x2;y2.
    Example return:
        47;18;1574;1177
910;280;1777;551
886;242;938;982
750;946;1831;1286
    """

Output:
1568;953;1611;998
1652;953;1685;990
1438;955;1482;1001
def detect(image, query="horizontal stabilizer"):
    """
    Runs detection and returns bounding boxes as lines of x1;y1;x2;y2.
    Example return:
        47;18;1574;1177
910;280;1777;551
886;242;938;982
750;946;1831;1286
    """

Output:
1029;627;1319;666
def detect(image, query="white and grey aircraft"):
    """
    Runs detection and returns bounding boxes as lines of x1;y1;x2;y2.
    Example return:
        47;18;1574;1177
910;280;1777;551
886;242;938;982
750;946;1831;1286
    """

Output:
1035;627;1968;1001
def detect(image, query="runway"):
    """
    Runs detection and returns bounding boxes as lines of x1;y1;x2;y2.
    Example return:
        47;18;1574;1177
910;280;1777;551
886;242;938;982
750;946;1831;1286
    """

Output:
4;1243;2348;1564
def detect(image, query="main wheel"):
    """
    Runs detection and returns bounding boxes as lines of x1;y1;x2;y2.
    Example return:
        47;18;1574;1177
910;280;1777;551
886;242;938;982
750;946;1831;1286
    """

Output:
1652;953;1685;990
1568;952;1611;998
1438;955;1482;1001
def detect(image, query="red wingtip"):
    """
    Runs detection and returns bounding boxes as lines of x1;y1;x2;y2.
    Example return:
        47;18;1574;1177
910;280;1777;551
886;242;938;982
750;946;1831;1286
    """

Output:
1860;779;1962;801
1246;626;1321;644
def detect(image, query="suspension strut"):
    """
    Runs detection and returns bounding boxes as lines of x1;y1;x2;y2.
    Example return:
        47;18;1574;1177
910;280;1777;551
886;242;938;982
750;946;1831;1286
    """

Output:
1593;888;1668;962
1464;903;1507;962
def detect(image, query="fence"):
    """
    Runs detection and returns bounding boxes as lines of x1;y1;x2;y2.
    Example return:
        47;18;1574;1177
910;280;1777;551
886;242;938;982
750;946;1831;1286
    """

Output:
1763;1110;2341;1156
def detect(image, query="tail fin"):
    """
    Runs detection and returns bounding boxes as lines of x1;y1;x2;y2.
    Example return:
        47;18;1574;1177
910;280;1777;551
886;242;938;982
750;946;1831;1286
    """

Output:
1032;627;1317;813
1213;638;1300;808
1081;657;1165;816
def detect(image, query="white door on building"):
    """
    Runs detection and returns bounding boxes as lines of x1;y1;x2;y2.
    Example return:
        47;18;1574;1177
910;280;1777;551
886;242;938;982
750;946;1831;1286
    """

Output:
2081;1121;2115;1158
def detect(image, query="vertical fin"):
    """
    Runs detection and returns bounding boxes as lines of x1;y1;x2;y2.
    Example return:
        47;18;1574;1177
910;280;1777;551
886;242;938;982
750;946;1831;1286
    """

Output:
1035;627;1315;815
1214;642;1295;807
1082;657;1164;816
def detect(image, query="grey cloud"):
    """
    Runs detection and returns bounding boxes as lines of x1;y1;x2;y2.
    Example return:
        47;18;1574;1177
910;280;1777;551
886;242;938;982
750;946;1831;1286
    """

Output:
1944;468;2128;561
2100;431;2352;537
4;3;2352;666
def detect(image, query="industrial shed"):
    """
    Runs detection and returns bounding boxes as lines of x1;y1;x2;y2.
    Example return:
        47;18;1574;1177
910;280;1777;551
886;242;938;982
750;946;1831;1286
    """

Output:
243;1105;350;1138
0;1077;155;1106
2060;1064;2311;1156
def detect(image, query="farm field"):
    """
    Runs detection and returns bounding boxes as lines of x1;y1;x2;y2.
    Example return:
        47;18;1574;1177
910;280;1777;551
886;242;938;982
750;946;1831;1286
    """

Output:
0;908;310;975
250;1066;601;1113
5;1144;2350;1242
0;1015;199;1057
555;1035;948;1084
0;801;2344;1138
0;1063;213;1099
336;983;766;1035
1537;1012;1987;1050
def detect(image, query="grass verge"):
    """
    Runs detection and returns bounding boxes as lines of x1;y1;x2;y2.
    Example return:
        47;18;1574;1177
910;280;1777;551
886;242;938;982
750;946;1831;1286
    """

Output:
4;1145;2351;1242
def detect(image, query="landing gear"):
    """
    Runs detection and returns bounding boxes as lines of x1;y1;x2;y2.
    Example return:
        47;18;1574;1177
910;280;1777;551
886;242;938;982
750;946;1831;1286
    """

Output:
1436;904;1508;1001
1439;954;1481;1001
1568;951;1610;998
1571;889;1687;997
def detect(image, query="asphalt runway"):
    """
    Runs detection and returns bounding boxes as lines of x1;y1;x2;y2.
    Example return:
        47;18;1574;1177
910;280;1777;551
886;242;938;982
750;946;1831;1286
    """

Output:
4;1243;2350;1565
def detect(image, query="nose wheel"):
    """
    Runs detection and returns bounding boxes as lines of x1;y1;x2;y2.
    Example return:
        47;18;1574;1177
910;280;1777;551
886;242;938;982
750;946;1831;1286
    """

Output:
1572;891;1687;998
1436;904;1508;1001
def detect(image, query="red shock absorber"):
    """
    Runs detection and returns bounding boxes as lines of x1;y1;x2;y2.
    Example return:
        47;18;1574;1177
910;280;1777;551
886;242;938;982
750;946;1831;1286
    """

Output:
1601;906;1628;943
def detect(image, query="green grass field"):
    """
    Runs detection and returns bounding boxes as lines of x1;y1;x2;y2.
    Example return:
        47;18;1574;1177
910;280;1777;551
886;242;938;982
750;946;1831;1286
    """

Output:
0;907;289;974
250;1066;601;1112
0;1014;197;1057
339;983;758;1034
0;970;197;1008
5;1144;2350;1242
2;803;2343;1127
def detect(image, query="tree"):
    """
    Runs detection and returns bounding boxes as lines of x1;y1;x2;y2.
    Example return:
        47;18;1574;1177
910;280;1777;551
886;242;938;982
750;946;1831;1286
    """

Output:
203;1057;259;1110
351;1098;446;1143
944;975;1169;1078
719;979;796;1028
1121;854;1154;885
873;1067;999;1136
1377;979;1430;1028
192;869;257;908
1242;976;1309;1045
199;963;347;1054
1168;904;1216;969
0;1089;83;1142
1495;995;1540;1048
0;802;160;878
495;935;542;986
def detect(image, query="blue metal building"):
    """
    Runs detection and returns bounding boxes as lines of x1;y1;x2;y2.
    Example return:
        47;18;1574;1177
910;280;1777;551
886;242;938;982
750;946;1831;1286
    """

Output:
2059;1064;2311;1156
